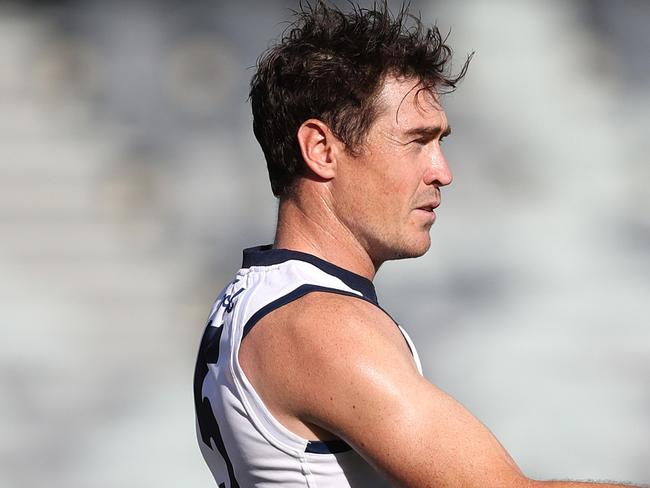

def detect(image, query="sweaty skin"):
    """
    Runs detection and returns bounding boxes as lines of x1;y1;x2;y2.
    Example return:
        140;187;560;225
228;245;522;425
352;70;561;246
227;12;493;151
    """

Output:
239;77;643;488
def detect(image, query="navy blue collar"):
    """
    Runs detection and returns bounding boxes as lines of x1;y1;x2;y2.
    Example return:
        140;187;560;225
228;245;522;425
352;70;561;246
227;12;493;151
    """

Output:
242;245;378;305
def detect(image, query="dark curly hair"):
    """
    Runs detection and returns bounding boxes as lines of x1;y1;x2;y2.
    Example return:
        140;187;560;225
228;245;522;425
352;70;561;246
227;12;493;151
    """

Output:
250;1;472;198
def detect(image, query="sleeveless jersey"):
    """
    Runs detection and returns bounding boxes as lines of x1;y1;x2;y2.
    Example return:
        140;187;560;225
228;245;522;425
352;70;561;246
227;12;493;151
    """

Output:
193;245;423;487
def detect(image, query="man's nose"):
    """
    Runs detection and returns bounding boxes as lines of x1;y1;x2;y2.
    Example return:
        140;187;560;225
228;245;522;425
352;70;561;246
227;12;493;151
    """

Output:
424;147;453;187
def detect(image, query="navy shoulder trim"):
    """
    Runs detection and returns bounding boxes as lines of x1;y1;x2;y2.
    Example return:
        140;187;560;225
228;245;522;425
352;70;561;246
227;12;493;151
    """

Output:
241;283;405;355
242;285;370;339
305;439;352;454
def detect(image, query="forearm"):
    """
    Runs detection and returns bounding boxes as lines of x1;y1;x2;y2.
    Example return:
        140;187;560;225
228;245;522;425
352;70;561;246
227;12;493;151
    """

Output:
531;479;646;488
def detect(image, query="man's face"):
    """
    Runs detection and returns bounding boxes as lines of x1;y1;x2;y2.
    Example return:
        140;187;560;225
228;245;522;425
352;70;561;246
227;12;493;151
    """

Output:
332;76;453;266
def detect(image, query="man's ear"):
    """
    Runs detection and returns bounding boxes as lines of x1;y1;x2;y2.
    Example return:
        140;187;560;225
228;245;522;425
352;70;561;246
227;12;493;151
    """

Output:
296;119;339;181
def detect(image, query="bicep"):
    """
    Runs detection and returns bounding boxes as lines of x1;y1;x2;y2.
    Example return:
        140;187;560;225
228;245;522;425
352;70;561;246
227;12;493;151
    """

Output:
298;315;527;488
346;377;525;487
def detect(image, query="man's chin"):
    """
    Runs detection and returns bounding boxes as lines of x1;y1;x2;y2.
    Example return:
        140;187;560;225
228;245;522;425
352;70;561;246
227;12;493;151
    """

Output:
388;238;431;261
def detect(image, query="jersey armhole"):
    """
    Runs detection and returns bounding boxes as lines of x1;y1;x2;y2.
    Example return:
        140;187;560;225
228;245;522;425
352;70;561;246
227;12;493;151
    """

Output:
242;284;373;339
231;285;380;457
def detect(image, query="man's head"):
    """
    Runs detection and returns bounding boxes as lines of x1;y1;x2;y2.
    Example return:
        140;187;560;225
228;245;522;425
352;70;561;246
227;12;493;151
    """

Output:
250;1;470;199
321;75;454;263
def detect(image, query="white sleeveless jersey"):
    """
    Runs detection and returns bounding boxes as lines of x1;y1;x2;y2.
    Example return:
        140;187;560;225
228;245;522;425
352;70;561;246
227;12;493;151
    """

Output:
193;245;423;487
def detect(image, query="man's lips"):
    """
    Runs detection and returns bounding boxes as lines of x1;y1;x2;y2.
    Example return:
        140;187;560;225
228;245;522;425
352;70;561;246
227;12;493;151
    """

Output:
414;202;439;223
415;201;440;212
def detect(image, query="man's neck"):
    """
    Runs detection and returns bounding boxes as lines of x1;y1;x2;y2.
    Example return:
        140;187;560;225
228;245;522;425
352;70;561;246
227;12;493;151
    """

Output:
273;193;378;281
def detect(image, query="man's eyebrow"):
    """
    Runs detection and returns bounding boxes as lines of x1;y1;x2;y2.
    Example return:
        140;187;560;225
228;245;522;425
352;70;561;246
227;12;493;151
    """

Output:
402;125;452;138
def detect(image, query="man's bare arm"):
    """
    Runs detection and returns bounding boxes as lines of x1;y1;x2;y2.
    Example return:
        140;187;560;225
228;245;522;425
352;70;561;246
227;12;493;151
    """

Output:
241;292;643;488
532;482;645;487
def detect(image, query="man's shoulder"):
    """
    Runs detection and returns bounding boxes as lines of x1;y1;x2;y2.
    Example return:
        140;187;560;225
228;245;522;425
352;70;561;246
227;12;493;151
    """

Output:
240;290;417;397
286;290;386;321
239;289;420;429
256;290;405;354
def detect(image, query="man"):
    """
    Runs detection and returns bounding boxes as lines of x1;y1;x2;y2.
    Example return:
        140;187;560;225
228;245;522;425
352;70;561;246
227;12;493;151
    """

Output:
194;2;642;487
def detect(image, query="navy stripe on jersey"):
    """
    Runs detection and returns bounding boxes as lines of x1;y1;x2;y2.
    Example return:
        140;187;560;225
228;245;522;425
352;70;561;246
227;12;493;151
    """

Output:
306;439;352;454
242;284;374;339
194;322;240;487
198;396;240;488
242;245;378;305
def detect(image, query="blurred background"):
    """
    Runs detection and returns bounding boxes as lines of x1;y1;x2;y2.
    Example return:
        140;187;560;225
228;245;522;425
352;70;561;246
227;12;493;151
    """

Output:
1;0;648;486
